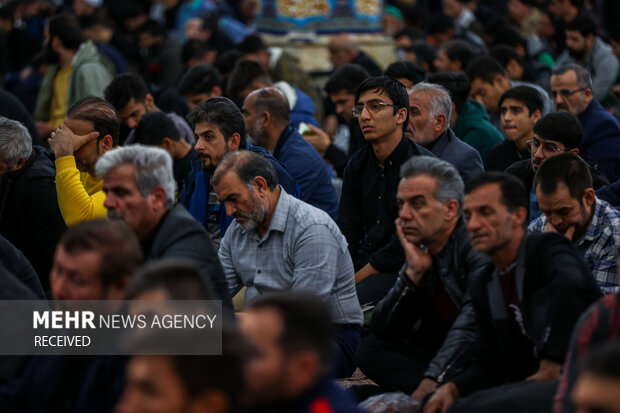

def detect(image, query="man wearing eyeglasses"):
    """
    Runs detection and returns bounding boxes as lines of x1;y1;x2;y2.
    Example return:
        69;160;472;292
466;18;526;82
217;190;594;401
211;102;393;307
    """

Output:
550;64;620;181
506;113;609;222
338;76;433;306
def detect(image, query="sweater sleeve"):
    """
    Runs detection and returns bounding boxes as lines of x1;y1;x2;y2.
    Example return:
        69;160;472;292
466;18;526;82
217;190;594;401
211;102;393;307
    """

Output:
55;156;107;226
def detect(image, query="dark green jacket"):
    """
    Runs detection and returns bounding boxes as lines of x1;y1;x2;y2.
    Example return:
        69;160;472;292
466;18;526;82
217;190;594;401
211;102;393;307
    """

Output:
453;99;504;163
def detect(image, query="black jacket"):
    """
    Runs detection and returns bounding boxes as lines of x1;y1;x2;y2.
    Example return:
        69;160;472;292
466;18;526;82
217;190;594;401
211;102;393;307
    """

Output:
450;232;602;396
371;220;493;381
338;136;433;273
0;146;65;290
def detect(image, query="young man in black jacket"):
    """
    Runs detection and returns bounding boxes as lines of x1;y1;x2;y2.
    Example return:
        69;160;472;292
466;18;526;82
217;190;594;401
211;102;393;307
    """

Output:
425;172;602;413
338;76;433;306
356;156;493;398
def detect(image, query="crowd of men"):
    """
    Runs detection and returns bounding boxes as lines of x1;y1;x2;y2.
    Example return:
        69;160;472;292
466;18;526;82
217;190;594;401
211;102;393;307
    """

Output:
1;0;620;412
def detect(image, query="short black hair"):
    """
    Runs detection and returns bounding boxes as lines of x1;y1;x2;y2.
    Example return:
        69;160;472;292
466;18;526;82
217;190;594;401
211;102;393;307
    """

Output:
533;112;582;149
498;85;544;115
610;25;620;44
581;342;620;381
237;34;267;54
248;292;334;372
215;49;243;77
408;41;438;71
324;64;370;95
59;219;143;290
384;61;426;86
133;112;180;146
465;56;505;84
490;45;524;69
465;172;528;213
354;76;409;132
212;150;279;190
566;15;597;37
394;26;425;42
48;14;84;50
492;28;527;49
186;97;246;148
181;39;214;66
125;258;216;300
534;153;592;201
105;73;149;111
137;19;166;37
428;13;453;35
441;39;475;70
177;64;222;96
66;97;121;146
226;59;270;98
428;72;470;113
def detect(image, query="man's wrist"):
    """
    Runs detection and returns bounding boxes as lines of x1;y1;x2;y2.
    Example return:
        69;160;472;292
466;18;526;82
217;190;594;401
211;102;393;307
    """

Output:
442;382;460;398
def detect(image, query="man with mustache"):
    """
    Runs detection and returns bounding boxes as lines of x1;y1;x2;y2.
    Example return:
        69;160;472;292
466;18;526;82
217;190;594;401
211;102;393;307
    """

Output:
505;112;608;221
179;97;298;247
213;151;363;378
549;64;620;181
97;145;231;306
424;172;601;413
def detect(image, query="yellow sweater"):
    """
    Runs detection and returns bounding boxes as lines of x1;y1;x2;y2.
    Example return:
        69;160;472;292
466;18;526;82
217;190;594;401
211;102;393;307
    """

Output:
55;156;107;226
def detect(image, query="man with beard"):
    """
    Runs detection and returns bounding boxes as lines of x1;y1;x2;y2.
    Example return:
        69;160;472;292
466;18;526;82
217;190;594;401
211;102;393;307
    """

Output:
555;15;619;101
550;64;620;181
34;14;112;139
214;151;363;378
529;154;620;294
179;97;298;246
49;97;119;226
241;87;339;220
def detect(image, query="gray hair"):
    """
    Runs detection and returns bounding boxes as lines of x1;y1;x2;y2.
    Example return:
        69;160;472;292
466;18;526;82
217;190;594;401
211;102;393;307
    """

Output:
0;117;32;168
400;156;464;208
95;145;176;207
409;82;452;131
552;64;593;90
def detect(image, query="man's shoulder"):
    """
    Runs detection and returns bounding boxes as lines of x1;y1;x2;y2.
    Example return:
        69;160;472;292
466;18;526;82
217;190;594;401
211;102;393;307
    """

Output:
505;158;532;176
597;199;620;234
159;204;207;238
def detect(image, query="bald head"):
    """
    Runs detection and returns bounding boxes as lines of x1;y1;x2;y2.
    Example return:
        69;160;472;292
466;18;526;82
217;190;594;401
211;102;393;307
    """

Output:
329;34;359;68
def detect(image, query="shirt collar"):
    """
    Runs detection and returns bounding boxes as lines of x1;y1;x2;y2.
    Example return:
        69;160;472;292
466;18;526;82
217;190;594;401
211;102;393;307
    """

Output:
582;197;603;243
248;187;289;241
373;135;409;168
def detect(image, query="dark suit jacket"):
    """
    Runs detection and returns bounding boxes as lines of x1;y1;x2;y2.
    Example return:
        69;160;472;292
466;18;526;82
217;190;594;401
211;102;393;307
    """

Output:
430;128;484;183
145;204;231;309
451;232;602;396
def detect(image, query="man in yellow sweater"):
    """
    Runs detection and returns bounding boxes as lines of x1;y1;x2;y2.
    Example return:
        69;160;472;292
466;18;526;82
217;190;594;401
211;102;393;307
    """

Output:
49;97;119;226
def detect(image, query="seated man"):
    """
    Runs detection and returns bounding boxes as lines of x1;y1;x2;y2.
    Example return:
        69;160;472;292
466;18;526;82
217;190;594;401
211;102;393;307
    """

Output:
179;97;298;245
0;219;143;411
214;151;363;378
550;64;620;181
241;88;338;220
96;145;230;306
424;172;602;413
240;292;363;412
133;112;198;194
104;73;194;145
434;39;474;73
485;85;543;172
328;34;382;76
303;64;370;178
529;153;620;293
0;117;65;287
49;97;119;226
176;64;223;111
466;56;553;133
356;156;493;396
228;59;318;129
339;76;433;305
555;15;619;101
428;72;504;163
506;112;609;221
406;82;483;182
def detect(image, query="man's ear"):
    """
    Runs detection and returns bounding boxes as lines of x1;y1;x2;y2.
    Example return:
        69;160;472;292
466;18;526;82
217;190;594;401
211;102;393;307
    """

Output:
160;137;174;152
12;157;26;171
211;85;222;97
569;147;580;155
253;176;269;194
513;206;528;228
105;275;129;300
444;199;460;220
495;73;509;90
144;93;155;109
530;109;542;123
228;133;241;151
99;134;114;152
583;187;595;209
434;113;447;133
150;185;168;210
395;106;408;126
